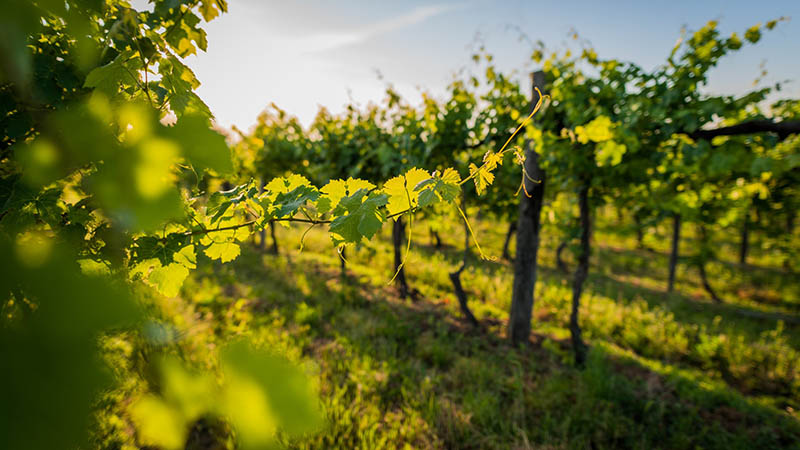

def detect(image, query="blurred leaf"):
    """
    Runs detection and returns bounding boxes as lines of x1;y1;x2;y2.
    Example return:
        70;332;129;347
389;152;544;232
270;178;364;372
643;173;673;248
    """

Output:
575;116;613;143
130;342;322;450
168;114;233;175
0;239;139;450
595;140;627;166
220;341;323;448
148;263;190;297
130;395;187;450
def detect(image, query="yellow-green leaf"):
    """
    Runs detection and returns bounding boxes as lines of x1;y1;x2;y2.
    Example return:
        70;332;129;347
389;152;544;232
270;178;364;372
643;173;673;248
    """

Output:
329;190;388;245
469;163;494;196
595;140;627;167
220;341;323;448
482;151;503;171
204;241;240;263
172;244;197;269
441;167;461;185
129;395;186;450
383;168;431;216
148;263;190;297
575;116;613;143
318;178;374;214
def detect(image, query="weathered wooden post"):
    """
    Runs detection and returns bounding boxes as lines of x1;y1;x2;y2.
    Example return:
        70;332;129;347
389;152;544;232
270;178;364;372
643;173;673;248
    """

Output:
508;71;547;346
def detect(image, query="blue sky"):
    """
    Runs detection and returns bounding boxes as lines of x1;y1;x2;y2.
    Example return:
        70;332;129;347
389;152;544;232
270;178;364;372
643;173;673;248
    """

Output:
182;0;800;130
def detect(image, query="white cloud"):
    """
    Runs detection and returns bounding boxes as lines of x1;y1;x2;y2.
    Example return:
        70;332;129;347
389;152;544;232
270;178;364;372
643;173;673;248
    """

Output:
286;4;463;53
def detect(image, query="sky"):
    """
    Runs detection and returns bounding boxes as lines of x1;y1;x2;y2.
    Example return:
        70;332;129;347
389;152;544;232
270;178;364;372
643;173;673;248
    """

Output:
176;0;800;131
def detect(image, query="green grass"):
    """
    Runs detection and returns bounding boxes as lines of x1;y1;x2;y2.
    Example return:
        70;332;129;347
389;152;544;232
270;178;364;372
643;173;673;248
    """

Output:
96;213;800;449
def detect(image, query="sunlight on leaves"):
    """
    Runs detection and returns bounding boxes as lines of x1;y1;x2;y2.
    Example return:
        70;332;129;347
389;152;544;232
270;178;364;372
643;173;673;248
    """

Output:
575;116;614;144
383;168;431;216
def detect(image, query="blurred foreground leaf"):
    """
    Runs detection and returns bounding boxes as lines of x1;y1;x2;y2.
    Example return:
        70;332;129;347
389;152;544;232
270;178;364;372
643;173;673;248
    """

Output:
130;341;323;449
0;238;139;450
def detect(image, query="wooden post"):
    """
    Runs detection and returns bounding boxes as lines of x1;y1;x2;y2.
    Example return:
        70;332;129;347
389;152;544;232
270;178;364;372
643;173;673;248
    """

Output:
508;71;547;346
570;183;590;366
392;217;410;299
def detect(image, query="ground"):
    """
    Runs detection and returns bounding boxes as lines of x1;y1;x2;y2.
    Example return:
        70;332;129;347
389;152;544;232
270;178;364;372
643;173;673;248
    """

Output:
98;210;800;449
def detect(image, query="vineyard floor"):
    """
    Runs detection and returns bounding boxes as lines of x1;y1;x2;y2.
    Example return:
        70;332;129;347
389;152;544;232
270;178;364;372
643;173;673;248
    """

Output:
105;215;800;449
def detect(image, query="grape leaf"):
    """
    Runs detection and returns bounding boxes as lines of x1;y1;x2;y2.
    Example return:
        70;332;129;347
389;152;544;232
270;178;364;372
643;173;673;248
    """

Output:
382;168;431;216
204;241;240;263
167;114;233;175
317;178;374;214
84;51;139;97
199;218;247;263
130;395;186;450
199;0;226;21
575;116;613;144
595;140;627;166
469;163;494;196
147;263;190;298
263;175;312;202
220;341;323;448
329;189;388;245
416;167;461;207
482;151;503;170
274;185;319;218
0;240;139;450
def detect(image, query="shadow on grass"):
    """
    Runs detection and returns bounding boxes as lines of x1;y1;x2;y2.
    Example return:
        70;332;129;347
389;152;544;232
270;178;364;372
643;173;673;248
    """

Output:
200;246;800;449
592;232;800;306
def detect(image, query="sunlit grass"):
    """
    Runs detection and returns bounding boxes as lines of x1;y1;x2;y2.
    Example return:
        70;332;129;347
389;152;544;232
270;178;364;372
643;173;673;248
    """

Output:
95;213;799;448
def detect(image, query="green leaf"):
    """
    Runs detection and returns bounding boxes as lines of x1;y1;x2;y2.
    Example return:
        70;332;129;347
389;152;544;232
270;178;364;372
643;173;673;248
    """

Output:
199;0;227;21
198;218;248;263
129;358;219;450
173;244;197;269
274;185;320;218
77;259;111;276
130;395;186;450
595;140;627;166
575;116;614;144
88;131;185;232
744;25;761;43
130;340;320;450
167;114;233;175
0;240;139;450
148;263;190;297
131;234;192;266
84;51;139;97
263;174;312;201
220;341;323;448
416;167;461;207
329;189;388;245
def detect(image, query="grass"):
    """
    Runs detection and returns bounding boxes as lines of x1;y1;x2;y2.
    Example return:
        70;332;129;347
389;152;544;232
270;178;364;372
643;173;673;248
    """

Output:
96;211;800;449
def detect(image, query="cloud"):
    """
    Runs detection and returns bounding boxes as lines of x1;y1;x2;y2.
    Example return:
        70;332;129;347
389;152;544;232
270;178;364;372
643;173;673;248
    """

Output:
289;4;463;53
